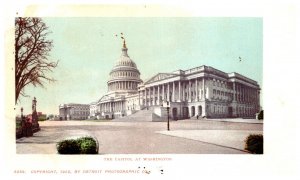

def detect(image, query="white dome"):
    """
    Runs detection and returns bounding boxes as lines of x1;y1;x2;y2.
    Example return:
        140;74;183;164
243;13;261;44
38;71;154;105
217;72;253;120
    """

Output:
107;43;142;93
115;53;137;68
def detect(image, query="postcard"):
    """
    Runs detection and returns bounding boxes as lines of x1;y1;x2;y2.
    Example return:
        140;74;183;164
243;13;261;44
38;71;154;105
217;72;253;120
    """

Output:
2;1;299;179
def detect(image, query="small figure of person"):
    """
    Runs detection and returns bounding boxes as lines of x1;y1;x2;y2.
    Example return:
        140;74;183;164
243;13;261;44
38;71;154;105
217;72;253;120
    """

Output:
21;116;27;137
25;117;33;137
196;115;199;119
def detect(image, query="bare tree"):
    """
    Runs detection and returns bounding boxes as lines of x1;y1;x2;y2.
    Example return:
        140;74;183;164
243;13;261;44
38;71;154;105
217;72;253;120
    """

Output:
15;17;58;104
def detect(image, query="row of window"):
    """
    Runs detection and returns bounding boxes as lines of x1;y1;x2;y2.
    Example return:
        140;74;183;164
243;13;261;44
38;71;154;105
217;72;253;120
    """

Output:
118;61;135;67
212;89;233;101
111;71;139;78
110;82;138;89
211;105;256;115
236;106;256;115
72;111;89;115
74;107;89;110
212;78;228;88
212;105;227;114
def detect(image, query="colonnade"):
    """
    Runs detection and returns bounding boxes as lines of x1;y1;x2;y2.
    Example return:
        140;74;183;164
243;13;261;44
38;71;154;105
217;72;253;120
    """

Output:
141;78;207;106
98;101;125;113
108;81;138;91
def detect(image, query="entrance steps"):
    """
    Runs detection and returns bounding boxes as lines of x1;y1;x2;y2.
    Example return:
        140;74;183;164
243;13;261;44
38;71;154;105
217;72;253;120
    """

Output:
113;109;154;122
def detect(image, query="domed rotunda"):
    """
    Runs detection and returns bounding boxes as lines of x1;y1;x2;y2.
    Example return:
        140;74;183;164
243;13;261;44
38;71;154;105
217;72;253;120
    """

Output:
107;40;142;96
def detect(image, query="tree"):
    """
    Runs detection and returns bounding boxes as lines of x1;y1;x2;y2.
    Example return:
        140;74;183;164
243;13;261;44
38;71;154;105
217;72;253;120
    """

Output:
15;17;58;104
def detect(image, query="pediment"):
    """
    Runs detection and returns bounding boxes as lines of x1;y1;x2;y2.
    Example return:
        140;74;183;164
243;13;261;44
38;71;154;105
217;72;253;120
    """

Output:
144;73;178;85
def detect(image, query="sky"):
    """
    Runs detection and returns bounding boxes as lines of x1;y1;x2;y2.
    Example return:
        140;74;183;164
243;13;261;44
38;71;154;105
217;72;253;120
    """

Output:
16;17;263;115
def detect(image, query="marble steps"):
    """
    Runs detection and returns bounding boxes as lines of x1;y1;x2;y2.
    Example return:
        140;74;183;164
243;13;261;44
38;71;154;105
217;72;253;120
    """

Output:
113;109;154;121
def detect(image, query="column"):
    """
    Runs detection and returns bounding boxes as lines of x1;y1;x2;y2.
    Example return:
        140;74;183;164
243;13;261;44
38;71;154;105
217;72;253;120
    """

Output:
188;80;191;102
242;85;244;102
178;81;181;102
167;83;170;102
233;82;236;101
256;89;260;112
143;90;146;106
152;86;155;105
202;78;205;100
248;88;250;103
138;91;141;105
158;85;160;105
182;81;185;101
246;87;248;103
237;84;239;102
148;87;151;106
162;84;165;102
145;88;148;106
195;78;198;101
172;82;175;102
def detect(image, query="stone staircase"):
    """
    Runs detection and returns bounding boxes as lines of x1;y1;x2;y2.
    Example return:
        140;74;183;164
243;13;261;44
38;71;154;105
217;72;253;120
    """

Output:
112;109;154;122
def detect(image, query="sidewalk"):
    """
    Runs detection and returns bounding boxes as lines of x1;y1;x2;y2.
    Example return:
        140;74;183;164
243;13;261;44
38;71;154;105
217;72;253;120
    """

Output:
157;130;263;151
199;118;263;124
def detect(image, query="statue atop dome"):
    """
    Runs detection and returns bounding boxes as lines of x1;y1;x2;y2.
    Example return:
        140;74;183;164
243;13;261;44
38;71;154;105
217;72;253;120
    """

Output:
120;33;127;49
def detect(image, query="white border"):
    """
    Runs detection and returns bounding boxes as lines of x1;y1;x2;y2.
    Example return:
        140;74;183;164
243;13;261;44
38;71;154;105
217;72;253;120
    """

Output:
2;1;300;179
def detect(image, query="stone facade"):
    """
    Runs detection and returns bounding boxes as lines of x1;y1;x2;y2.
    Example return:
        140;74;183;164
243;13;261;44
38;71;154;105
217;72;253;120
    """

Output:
138;66;260;119
59;103;90;120
90;41;261;120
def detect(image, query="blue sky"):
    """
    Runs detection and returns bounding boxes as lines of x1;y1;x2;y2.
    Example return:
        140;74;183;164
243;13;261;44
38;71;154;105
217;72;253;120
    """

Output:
16;17;262;115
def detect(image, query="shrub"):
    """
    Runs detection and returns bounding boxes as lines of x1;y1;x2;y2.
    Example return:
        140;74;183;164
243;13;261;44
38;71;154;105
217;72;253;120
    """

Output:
77;137;98;154
257;110;263;120
38;114;47;121
57;136;98;154
57;139;80;154
16;121;21;129
245;134;263;154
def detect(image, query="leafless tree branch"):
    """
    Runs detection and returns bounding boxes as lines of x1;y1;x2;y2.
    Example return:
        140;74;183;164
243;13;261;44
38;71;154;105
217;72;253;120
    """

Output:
15;17;58;104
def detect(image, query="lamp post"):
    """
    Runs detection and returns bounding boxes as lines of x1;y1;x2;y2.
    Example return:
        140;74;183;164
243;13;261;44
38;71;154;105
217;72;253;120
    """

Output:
21;107;23;119
167;105;170;131
163;100;170;131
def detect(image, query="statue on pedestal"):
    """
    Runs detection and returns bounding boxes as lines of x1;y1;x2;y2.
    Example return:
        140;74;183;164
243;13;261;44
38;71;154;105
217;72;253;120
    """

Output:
31;97;40;132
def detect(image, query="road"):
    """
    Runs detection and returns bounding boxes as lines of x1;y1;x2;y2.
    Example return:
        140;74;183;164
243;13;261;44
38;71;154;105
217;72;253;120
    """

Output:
16;119;263;154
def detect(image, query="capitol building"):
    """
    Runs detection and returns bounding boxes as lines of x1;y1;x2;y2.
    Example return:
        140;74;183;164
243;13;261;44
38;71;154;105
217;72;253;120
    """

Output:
59;40;260;121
